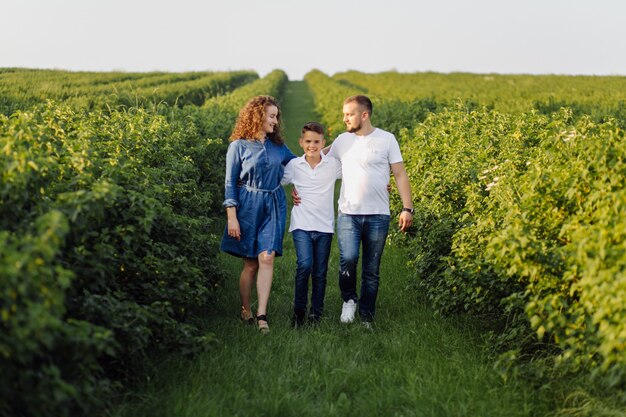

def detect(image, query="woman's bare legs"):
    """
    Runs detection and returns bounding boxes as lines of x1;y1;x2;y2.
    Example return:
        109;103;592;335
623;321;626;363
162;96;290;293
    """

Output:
256;251;275;327
240;257;259;317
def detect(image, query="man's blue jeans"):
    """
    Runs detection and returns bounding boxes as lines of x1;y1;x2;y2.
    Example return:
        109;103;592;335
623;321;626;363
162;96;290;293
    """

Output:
337;212;390;322
292;229;333;318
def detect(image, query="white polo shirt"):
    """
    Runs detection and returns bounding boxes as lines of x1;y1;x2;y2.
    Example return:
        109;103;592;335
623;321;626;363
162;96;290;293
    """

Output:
327;128;403;215
282;153;342;233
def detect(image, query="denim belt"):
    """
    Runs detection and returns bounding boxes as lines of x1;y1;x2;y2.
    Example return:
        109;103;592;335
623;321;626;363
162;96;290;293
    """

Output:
244;184;281;193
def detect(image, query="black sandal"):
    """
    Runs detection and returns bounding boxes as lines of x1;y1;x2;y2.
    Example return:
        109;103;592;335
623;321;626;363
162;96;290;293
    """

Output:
256;314;269;334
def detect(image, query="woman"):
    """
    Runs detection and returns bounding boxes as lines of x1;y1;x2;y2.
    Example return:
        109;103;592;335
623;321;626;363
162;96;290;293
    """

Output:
220;95;296;334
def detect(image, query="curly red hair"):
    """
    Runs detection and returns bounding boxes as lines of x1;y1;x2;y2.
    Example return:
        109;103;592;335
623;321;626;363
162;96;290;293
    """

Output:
229;95;284;144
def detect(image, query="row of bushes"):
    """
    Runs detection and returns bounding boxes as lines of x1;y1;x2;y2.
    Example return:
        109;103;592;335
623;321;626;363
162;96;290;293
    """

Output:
332;70;626;125
1;104;224;417
163;69;289;142
0;70;287;417
303;69;364;137
0;69;258;115
394;106;626;386
303;70;481;139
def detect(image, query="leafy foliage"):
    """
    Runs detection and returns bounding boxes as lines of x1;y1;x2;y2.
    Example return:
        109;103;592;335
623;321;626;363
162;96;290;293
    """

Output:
394;106;626;386
333;70;626;127
0;68;288;416
0;69;258;115
0;103;226;416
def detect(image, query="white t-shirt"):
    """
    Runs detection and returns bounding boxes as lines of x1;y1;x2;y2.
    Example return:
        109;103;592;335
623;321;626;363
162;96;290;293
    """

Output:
282;153;342;233
328;128;403;215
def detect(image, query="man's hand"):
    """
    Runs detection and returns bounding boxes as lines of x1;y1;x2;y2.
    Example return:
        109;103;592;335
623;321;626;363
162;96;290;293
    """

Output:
291;187;301;206
398;211;413;232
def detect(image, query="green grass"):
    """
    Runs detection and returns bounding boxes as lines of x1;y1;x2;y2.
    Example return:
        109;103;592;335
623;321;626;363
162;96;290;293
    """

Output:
112;244;553;417
111;81;559;417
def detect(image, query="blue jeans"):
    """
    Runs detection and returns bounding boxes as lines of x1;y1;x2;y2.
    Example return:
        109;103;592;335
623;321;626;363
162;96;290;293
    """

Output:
292;229;333;317
336;212;390;322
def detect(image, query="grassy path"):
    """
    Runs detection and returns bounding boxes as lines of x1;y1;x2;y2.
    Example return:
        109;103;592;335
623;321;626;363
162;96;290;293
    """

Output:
112;82;553;417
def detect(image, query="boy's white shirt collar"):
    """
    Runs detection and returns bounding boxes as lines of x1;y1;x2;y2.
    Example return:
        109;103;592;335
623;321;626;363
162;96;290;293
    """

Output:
296;151;328;165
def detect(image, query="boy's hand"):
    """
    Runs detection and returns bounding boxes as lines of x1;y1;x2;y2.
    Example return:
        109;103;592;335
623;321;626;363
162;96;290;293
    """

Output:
291;187;301;206
398;211;413;232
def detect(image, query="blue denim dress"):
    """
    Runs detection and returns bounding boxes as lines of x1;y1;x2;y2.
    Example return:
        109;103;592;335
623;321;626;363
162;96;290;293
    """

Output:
220;138;296;258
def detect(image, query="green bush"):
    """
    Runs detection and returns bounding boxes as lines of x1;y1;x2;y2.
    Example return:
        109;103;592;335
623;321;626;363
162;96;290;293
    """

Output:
393;105;626;386
0;210;119;417
0;104;224;416
304;69;363;137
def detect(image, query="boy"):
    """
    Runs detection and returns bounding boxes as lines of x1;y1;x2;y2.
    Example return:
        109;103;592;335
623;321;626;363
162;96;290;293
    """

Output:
282;122;342;326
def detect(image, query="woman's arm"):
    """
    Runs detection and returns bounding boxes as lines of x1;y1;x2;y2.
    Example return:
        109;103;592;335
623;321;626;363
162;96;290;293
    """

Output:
281;159;294;186
224;142;242;240
282;143;297;165
226;207;241;241
223;141;242;208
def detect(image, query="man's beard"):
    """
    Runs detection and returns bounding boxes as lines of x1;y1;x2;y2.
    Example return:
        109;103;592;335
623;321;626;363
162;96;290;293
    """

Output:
347;122;361;133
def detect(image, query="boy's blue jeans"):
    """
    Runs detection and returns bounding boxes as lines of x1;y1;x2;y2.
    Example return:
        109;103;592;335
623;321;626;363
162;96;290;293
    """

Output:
336;212;390;322
292;229;333;318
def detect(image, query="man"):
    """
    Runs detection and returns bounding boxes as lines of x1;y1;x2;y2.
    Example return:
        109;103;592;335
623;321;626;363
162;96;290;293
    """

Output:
294;95;413;327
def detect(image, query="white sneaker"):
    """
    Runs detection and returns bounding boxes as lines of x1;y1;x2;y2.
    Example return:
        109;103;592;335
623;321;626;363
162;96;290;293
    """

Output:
340;300;357;323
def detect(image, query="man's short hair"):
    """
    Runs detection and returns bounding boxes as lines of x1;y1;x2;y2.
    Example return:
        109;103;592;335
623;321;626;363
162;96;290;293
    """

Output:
301;121;325;136
344;95;373;115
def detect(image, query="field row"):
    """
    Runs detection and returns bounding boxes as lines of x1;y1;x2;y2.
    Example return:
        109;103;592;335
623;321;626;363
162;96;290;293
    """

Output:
0;69;258;115
334;70;626;122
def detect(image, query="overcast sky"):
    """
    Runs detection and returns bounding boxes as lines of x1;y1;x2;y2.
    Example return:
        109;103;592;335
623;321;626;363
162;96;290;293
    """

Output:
1;0;625;80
